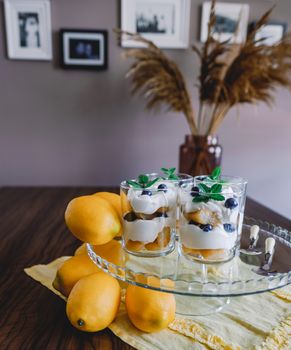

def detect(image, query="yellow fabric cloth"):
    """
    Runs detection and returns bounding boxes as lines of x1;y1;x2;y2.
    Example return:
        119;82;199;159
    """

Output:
24;257;291;350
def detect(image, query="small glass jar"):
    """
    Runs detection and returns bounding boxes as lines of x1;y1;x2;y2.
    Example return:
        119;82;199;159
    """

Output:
120;173;192;257
179;175;247;263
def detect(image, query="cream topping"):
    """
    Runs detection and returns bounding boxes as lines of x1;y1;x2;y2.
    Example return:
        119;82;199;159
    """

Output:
180;224;237;249
124;217;174;243
127;180;178;215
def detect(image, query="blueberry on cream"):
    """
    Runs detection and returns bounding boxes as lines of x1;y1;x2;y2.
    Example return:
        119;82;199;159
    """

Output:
157;184;167;192
141;190;152;196
223;223;235;233
225;198;238;209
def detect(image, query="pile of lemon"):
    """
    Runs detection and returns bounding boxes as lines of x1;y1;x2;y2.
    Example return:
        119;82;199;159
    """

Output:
53;192;176;333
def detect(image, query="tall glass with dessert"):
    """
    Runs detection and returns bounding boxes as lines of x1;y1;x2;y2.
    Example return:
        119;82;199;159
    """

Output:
120;169;192;257
179;167;247;263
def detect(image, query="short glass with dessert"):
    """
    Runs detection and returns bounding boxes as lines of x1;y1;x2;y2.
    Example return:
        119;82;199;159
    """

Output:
120;168;192;257
179;167;247;263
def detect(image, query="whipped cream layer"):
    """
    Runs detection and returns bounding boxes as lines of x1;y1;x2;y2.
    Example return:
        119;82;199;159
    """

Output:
129;190;166;214
127;181;178;215
180;224;237;249
124;217;175;243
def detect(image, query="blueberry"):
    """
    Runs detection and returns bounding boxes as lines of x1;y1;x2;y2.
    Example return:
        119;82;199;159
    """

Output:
156;212;168;218
124;212;137;222
141;190;152;196
224;223;235;233
200;224;213;232
196;176;206;181
179;181;187;188
157;184;167;192
189;220;199;225
225;198;238;209
190;186;200;197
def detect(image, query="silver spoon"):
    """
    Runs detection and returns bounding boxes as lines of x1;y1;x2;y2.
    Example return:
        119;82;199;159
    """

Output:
240;225;262;255
253;237;277;276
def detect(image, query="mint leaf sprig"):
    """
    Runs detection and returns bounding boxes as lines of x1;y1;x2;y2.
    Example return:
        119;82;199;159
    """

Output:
207;166;226;183
127;174;160;189
209;166;221;181
193;183;225;203
161;167;179;180
193;167;225;203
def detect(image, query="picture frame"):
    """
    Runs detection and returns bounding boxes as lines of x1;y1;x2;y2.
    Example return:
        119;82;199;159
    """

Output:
251;22;288;46
4;0;52;60
121;0;191;49
201;2;250;44
60;29;108;70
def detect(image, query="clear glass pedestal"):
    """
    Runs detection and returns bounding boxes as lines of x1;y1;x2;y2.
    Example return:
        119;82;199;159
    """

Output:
87;217;291;316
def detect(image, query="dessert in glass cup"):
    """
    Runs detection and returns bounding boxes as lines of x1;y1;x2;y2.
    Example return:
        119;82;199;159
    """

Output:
120;169;192;257
179;167;247;263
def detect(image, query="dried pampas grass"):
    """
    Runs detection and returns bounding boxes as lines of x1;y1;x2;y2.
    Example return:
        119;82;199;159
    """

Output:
114;29;197;134
116;0;291;136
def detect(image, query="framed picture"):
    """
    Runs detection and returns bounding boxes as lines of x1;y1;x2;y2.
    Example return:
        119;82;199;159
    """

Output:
201;2;250;44
252;22;288;46
4;0;52;60
60;29;108;70
121;0;191;49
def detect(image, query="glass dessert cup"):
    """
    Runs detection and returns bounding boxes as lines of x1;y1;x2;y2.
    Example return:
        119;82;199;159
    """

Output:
120;173;192;257
179;175;247;264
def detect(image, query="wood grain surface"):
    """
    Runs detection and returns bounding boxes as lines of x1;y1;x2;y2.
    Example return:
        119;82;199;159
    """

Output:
0;187;289;350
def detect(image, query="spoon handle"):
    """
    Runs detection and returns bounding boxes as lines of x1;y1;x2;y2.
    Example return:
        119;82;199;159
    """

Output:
249;225;259;248
265;237;275;255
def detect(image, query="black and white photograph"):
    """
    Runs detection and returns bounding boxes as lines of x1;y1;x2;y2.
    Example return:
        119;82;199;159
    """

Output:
18;12;40;48
60;30;108;70
252;22;288;46
4;0;52;60
201;2;250;44
135;3;174;35
121;0;190;49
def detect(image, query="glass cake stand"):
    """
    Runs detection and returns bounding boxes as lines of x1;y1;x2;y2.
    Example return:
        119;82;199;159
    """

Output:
87;217;291;316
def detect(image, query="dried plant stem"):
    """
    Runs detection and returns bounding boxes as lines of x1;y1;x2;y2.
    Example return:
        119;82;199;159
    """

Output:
116;29;198;135
197;103;203;134
185;105;198;135
204;45;241;135
208;103;231;135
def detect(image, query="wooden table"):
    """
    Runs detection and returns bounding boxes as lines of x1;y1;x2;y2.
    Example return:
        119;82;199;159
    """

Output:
0;187;290;350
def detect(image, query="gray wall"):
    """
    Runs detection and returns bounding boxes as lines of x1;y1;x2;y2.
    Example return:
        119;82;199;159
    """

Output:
0;0;290;219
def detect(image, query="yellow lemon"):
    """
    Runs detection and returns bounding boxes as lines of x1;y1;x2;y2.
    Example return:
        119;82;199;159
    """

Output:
93;240;126;266
74;243;87;256
94;192;122;220
120;190;133;214
74;240;126;266
125;284;176;332
53;254;101;297
66;273;121;332
65;195;120;245
94;192;122;237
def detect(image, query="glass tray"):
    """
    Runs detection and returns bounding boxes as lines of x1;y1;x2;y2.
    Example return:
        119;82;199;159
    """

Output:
87;217;291;298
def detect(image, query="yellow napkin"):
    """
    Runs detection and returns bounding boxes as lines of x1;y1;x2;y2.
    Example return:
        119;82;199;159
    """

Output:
24;257;291;350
